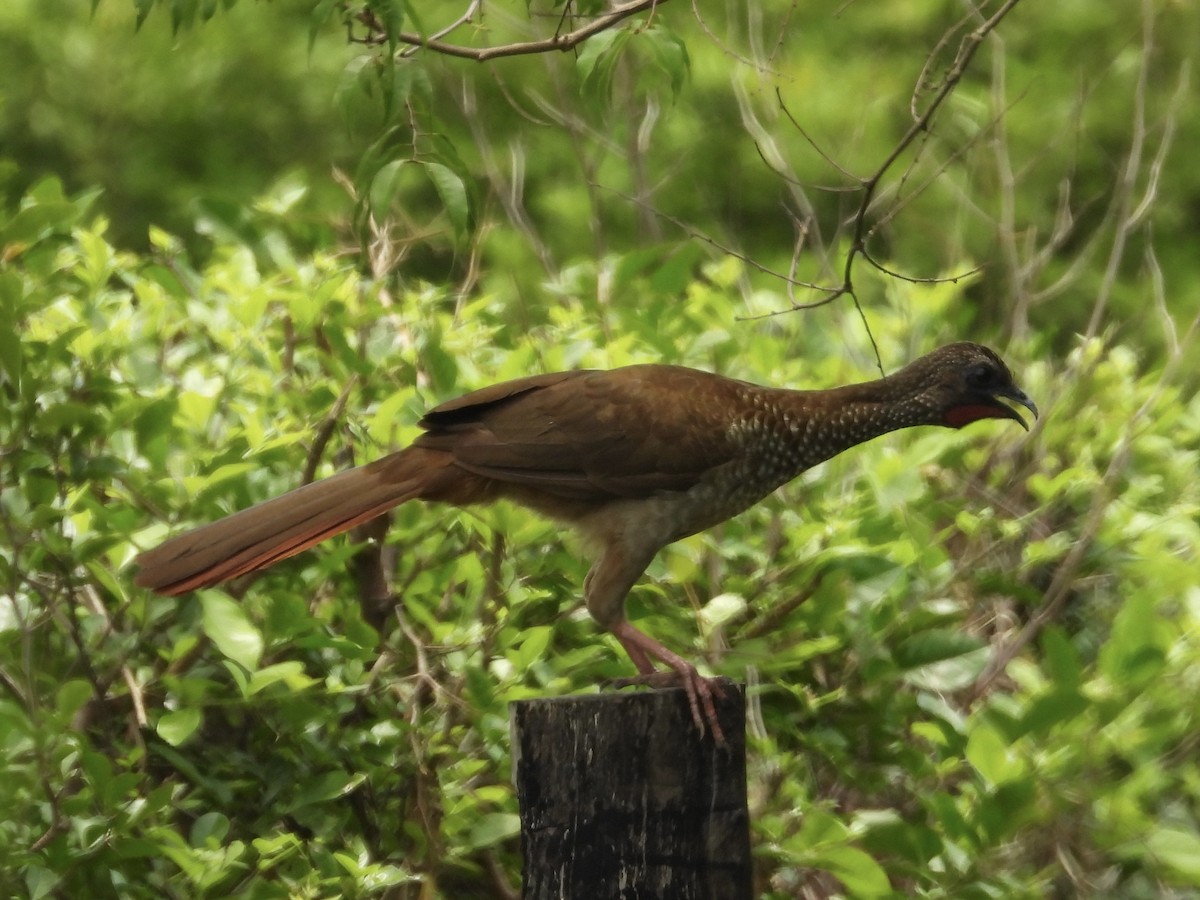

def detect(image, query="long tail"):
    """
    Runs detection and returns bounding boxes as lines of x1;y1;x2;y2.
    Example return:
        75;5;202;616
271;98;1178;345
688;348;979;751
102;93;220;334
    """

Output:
134;447;452;596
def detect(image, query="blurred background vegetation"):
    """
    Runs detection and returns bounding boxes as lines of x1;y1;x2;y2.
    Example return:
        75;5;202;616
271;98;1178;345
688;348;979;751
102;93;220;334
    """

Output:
2;0;1199;897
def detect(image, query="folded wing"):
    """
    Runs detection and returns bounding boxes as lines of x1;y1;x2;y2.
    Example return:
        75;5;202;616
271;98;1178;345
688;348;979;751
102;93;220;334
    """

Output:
415;365;748;500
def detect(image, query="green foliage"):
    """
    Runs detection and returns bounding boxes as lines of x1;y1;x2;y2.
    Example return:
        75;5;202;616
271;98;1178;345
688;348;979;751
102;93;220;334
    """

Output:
3;173;1199;897
1;0;353;253
5;0;1197;345
3;0;1200;895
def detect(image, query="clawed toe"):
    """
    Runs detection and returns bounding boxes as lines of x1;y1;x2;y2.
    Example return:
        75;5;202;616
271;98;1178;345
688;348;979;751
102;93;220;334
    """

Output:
682;670;727;746
607;620;729;744
606;669;728;745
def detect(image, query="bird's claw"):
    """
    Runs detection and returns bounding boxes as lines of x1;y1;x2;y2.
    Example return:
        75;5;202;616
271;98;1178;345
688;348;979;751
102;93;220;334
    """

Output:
607;669;728;746
607;620;729;744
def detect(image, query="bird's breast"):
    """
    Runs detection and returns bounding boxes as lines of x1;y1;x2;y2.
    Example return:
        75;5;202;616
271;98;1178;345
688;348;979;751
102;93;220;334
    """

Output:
570;401;831;552
646;424;812;543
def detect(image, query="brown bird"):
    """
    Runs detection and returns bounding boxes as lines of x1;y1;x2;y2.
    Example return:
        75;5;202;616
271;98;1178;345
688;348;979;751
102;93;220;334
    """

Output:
135;342;1036;740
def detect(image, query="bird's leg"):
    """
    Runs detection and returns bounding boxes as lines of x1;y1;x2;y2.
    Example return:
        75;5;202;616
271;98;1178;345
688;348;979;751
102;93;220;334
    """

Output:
584;547;726;744
612;626;656;675
608;619;726;745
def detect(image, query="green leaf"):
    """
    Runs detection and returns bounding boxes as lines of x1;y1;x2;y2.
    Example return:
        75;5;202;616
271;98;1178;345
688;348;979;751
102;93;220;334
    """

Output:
811;845;891;898
0;272;23;389
647;242;704;294
134;396;179;450
190;811;231;848
368;158;410;218
368;0;404;59
902;646;989;692
246;661;316;695
577;28;631;101
1040;626;1082;688
171;0;198;33
287;771;365;810
200;593;263;671
55;679;93;723
1099;591;1167;686
965;721;1027;787
794;807;850;845
424;162;470;236
926;791;971;841
308;0;342;51
1015;687;1088;738
157;708;203;746
418;328;459;395
466;812;520;850
511;626;552;670
252;832;303;862
1145;827;1200;883
895;629;984;668
25;866;58;900
643;26;690;98
699;592;747;631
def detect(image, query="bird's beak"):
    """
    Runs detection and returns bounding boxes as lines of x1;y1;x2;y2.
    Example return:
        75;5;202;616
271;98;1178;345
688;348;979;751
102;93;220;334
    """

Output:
992;385;1039;431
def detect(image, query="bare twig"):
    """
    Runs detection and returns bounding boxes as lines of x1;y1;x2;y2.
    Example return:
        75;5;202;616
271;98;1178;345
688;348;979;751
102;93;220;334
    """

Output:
774;89;860;182
859;246;982;286
302;374;360;486
398;0;483;59
838;0;1023;284
449;78;548;300
689;0;774;76
1083;0;1180;339
761;0;1023;372
1146;238;1176;356
596;183;838;294
376;0;671;62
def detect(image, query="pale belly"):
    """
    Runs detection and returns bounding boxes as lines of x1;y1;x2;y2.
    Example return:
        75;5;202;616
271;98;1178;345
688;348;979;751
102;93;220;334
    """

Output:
570;466;789;554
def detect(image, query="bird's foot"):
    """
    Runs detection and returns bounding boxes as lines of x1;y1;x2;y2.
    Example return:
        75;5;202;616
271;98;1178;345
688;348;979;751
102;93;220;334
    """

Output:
608;620;728;745
607;670;729;745
608;671;688;690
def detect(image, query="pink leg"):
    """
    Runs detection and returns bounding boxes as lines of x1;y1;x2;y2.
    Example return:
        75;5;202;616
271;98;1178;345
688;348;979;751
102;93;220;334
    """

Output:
610;620;726;745
583;546;727;743
619;633;657;675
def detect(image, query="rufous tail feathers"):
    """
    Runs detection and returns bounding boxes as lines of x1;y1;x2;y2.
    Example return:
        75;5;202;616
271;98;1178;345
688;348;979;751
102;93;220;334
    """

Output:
134;447;449;596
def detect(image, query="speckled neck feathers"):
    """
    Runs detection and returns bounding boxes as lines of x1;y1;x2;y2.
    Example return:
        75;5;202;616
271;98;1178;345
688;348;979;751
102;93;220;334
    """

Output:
730;370;943;489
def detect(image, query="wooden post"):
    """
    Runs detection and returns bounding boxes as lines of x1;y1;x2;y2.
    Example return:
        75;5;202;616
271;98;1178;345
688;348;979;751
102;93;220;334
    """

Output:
511;681;751;900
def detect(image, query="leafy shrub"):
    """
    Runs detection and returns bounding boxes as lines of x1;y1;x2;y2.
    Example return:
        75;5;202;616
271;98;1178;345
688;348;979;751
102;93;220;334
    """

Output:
3;175;1198;898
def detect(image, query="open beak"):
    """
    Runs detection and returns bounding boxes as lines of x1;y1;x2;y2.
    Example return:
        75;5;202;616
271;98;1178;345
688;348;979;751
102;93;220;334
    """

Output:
993;385;1039;431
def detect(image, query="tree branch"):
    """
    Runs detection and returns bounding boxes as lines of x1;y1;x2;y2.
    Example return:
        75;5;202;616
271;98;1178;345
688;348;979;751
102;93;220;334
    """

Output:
359;0;671;62
761;0;1024;372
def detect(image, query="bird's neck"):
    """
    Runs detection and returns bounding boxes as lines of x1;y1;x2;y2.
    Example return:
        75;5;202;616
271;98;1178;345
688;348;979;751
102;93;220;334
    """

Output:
765;376;937;471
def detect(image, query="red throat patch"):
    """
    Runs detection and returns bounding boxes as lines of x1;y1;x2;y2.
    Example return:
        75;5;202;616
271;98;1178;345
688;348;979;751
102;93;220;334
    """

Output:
945;404;1005;428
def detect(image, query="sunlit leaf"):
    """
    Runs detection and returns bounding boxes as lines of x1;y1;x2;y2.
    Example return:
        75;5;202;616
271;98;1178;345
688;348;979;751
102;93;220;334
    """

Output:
1144;828;1200;883
189;812;231;848
200;593;263;671
813;845;891;898
466;813;520;850
247;661;317;695
965;721;1027;787
157;708;203;747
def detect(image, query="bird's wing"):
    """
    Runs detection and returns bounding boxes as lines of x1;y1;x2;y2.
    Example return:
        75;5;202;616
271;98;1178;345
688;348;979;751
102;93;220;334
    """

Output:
414;365;750;500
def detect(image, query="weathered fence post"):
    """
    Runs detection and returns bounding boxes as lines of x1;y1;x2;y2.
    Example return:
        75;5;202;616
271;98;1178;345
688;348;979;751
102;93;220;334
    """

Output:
511;681;751;899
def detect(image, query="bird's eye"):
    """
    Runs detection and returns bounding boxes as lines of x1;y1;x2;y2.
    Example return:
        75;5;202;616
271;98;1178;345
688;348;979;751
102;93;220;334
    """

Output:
965;363;999;389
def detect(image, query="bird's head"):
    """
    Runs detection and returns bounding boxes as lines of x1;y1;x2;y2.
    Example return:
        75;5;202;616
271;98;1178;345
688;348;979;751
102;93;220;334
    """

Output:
893;342;1039;431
